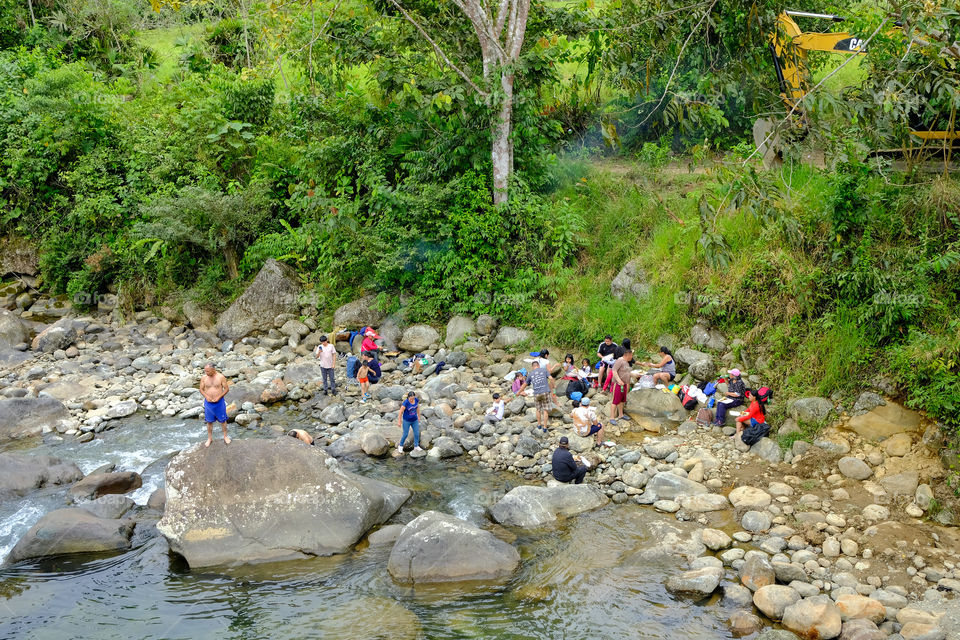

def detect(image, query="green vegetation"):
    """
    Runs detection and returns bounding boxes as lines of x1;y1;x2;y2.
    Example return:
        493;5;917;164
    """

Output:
0;0;958;435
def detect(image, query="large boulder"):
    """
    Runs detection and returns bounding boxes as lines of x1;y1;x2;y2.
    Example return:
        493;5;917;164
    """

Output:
489;326;530;349
847;402;922;441
0;235;39;276
782;596;843;640
0;453;83;502
0;309;26;349
333;294;385;328
157;438;409;567
611;258;651;301
789;397;834;424
445;316;476;347
387;511;520;583
31;317;77;353
754;585;802;620
838;457;873;481
69;471;142;501
0;397;72;441
489;484;609;528
5;508;134;564
399;324;440;352
643;472;708;501
665;566;723;599
627;388;684;418
476;314;498;336
673;347;712;372
215;259;300;341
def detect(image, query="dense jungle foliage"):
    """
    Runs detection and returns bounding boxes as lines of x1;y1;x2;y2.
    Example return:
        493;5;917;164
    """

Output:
0;0;958;434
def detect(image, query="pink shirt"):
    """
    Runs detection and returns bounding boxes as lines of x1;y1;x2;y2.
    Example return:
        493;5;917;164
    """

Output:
316;343;336;368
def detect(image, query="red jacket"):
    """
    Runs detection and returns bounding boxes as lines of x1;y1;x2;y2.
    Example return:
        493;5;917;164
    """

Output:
737;400;766;424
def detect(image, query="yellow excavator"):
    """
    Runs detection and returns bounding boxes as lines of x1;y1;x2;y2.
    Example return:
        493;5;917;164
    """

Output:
754;10;959;168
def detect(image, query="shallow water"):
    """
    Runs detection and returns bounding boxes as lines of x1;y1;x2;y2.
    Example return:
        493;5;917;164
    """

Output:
0;416;736;639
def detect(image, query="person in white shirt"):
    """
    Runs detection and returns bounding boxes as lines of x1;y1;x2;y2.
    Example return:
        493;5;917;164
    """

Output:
571;397;606;447
485;393;505;423
314;335;338;395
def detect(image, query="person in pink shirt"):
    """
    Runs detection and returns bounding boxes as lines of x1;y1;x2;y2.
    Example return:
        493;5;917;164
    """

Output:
314;335;338;395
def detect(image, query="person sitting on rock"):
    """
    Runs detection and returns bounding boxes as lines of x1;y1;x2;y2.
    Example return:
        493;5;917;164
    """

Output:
287;429;315;446
360;329;382;356
199;362;231;447
485;393;505;424
511;368;527;394
713;368;746;426
552;436;587;484
641;346;676;386
561;354;579;380
572;397;606;447
735;388;768;436
361;352;382;390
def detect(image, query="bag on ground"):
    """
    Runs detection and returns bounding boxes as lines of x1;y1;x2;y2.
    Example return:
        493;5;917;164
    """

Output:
681;389;699;410
703;381;717;396
741;421;771;446
696;407;713;425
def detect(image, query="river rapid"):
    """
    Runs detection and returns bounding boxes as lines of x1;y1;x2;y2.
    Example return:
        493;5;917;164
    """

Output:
0;416;738;640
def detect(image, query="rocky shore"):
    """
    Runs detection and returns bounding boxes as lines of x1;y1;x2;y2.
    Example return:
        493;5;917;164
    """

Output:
2;260;959;640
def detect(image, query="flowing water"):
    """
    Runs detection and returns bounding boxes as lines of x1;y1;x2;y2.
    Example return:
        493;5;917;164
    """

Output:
0;417;736;639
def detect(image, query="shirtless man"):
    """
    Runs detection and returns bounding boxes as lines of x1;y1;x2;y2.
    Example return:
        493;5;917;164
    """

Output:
199;363;231;447
287;429;315;446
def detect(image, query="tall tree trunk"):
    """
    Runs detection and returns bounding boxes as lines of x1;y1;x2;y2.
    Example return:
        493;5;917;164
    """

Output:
492;72;514;206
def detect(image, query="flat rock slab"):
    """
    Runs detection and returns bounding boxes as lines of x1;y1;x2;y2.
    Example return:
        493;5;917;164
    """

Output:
0;397;72;441
847;402;921;441
0;453;83;502
5;508;134;564
489;484;609;528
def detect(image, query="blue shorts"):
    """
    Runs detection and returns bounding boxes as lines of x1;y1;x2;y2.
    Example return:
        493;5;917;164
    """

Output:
204;398;227;423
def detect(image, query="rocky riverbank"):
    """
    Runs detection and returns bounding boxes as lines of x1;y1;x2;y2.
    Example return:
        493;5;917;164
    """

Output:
1;261;959;640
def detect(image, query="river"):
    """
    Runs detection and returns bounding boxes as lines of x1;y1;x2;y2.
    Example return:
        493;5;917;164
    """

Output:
0;417;736;639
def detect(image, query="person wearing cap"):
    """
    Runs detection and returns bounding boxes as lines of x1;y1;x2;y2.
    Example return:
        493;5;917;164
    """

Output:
572;397;606;447
485;393;505;424
713;368;746;426
287;429;315;446
360;329;382;356
552;436;587;484
314;335;338;396
397;391;423;454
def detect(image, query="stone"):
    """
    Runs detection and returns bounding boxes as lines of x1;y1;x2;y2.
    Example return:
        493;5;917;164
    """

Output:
772;562;806;583
643;472;708;501
147;488;166;511
838;457;873;481
782;596;843;640
626;388;684;417
898;623;945;640
333;294;385;328
490;484;608;528
884;433;913;457
789;397;834;424
445;316;476;347
399;325;440;352
476;314;498;336
367;524;405;546
688;359;716;381
701;528;732;551
31;317;77;353
740;554;776;592
0;397;72;441
361;431;391;457
754;584;802;620
105;400;138;419
847;402;922;441
430;436;463;458
741;510;772;532
665;566;724;598
158;438;410;567
673;347;712;372
4;508;134;564
839;619;884;640
489;326;530;350
852;392;885;415
880;470;919;496
79;495;135;519
68;471;142;501
861;505;890;521
679;493;730;512
757;632;802;640
729;486;772;509
387;511;519;583
644;440;678;460
729;610;762;636
834;594;886;623
751;437;783;463
0;309;26;349
610;258;651;301
216;260;300;341
0;235;39;275
0;453;83;501
915;484;934;510
320;403;347;425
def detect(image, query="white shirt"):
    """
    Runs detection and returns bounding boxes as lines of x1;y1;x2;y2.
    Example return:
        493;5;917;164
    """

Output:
572;406;598;436
487;400;504;420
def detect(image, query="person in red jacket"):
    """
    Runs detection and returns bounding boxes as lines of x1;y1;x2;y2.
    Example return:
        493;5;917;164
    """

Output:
735;388;768;436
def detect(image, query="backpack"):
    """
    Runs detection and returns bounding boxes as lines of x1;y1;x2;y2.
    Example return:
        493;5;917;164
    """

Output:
757;386;773;403
566;379;587;399
570;391;583;403
741;421;771;446
696;407;713;426
681;389;699;410
346;356;359;380
703;381;717;396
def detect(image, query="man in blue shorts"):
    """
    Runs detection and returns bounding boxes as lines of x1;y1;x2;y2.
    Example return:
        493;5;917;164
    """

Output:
200;362;231;447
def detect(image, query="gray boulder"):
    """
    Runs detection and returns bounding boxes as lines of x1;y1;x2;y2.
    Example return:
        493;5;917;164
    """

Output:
0;309;26;349
333;294;385;328
514;436;541;458
215;259;300;341
627;388;684;417
429;436;464;459
489;484;609;528
445;316;475;347
673;347;712;371
754;585;802;621
751;438;782;463
690;322;727;351
0;453;83;502
320;403;347;425
688;359;716;381
387;511;520;583
399;325;440;352
880;470;919;496
158;438;408;567
5;508;134;564
360;431;390;457
79;495;135;519
445;351;468;368
789;397;834;424
665;566;724;598
838;457;873;481
283;363;322;386
69;471;142;501
643;472;708;501
611;258;651;301
489;326;530;349
476;314;498;336
31;317;77;353
0;397;72;441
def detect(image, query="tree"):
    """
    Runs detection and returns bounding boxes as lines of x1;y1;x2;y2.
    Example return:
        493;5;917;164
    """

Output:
384;0;529;204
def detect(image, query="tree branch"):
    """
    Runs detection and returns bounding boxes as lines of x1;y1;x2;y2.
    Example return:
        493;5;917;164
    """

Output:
386;0;488;96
